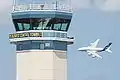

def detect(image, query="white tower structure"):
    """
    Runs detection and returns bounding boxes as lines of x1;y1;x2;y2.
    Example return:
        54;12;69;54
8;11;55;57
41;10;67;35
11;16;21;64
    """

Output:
9;0;73;80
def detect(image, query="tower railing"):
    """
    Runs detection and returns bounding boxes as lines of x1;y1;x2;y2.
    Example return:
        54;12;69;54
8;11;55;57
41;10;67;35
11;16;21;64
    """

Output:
13;4;72;12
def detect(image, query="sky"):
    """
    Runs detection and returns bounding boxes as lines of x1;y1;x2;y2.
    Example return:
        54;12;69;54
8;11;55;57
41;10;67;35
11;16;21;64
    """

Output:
0;0;120;80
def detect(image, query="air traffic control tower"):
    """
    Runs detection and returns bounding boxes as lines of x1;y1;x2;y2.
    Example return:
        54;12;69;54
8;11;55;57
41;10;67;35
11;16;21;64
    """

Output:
9;0;73;80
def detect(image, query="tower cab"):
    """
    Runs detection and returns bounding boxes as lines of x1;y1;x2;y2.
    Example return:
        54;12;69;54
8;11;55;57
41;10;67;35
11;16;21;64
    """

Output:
9;4;74;51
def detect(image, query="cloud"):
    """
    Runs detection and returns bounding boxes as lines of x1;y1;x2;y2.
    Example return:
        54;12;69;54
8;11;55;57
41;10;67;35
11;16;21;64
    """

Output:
71;0;120;11
71;0;105;9
100;0;120;11
71;0;91;10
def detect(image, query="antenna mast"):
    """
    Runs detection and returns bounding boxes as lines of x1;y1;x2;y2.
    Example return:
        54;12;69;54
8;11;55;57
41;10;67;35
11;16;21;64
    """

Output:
55;0;58;10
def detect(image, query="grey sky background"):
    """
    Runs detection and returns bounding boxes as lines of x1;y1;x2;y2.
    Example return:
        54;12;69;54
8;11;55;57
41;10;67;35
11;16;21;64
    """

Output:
0;0;120;80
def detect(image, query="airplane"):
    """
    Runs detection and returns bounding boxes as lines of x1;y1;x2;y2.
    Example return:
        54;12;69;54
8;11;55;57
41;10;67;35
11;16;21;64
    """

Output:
77;39;112;59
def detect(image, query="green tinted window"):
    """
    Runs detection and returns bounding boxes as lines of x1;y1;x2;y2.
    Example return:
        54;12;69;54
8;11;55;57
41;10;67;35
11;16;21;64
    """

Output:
61;23;68;31
23;23;30;30
54;24;61;30
37;22;42;30
42;19;50;30
13;18;71;31
17;23;23;30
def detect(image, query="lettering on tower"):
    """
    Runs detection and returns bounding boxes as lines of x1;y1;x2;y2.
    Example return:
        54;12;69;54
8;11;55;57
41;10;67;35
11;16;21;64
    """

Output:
9;32;42;39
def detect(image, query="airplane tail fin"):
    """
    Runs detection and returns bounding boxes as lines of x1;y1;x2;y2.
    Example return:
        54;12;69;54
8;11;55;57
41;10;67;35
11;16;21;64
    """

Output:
102;42;112;53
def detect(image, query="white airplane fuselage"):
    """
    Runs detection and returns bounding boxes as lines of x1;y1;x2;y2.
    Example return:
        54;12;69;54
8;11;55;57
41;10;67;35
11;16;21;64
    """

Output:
78;47;103;52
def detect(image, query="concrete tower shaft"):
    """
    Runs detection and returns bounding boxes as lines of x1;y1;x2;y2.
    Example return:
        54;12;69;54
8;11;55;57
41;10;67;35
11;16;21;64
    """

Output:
9;3;73;80
17;50;67;80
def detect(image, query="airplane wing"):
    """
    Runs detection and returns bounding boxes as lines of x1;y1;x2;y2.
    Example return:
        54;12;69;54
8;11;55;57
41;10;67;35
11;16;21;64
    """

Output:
89;39;100;48
92;52;103;59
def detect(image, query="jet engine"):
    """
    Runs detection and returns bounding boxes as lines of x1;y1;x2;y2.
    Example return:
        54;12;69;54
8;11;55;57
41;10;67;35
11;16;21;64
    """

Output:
92;55;96;58
88;53;92;56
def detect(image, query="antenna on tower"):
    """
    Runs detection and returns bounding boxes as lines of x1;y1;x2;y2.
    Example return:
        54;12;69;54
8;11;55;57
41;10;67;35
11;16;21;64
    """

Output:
55;0;58;10
13;0;16;11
